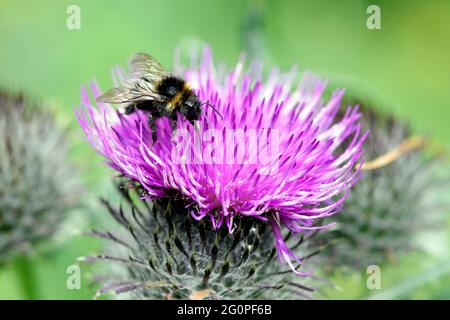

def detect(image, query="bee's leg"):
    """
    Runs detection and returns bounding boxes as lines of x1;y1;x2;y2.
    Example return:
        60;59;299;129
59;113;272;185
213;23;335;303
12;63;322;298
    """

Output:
125;104;136;115
192;120;201;131
189;118;199;128
170;119;178;132
147;114;157;144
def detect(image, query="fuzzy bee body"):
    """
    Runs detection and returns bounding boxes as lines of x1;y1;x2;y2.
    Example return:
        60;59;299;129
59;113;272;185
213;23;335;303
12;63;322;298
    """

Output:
97;53;201;142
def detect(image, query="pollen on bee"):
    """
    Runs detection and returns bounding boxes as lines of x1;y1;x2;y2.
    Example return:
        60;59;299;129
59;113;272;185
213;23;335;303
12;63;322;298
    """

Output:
171;91;184;107
170;83;192;108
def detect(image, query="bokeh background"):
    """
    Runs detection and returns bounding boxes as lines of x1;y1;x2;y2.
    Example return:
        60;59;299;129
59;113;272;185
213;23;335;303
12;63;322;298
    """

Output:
0;0;450;299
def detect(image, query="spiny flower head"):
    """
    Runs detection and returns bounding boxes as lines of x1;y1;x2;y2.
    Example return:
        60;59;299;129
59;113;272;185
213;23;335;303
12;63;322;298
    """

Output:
0;90;80;263
84;184;320;299
316;104;450;270
76;48;366;273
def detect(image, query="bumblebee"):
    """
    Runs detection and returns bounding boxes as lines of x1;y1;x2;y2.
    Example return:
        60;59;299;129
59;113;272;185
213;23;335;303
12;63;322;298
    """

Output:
97;53;203;142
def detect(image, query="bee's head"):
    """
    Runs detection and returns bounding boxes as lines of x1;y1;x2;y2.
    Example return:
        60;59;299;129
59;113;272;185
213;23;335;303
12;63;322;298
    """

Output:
181;94;201;124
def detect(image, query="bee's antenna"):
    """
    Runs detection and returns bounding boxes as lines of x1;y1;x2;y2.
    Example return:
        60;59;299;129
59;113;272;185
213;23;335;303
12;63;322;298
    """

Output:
201;100;223;120
200;109;213;127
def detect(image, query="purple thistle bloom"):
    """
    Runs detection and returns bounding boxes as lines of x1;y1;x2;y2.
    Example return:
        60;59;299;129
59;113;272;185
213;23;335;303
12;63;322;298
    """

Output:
76;48;366;274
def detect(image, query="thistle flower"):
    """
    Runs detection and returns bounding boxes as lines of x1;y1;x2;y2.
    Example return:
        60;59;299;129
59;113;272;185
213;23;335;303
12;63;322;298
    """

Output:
0;90;80;263
76;48;366;275
316;104;450;270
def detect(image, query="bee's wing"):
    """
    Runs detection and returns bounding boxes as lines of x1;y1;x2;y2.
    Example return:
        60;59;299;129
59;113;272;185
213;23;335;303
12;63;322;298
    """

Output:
128;52;170;81
97;53;171;104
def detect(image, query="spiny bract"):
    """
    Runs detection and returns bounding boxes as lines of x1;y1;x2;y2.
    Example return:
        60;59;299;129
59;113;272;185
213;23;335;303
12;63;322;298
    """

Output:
84;183;322;300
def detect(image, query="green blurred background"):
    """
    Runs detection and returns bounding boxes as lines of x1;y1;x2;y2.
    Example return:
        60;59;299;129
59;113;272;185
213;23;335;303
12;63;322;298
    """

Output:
0;0;450;299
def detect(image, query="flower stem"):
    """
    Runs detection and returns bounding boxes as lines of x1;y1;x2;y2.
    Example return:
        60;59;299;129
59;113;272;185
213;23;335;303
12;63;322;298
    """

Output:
14;256;39;300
